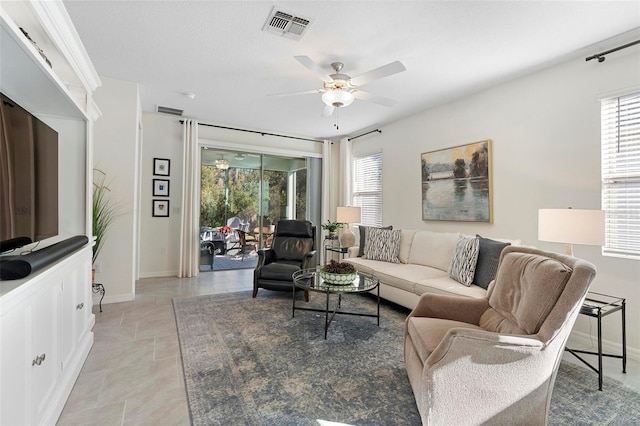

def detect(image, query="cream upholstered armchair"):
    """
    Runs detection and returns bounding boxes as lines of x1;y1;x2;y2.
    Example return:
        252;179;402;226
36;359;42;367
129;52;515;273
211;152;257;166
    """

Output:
404;246;596;425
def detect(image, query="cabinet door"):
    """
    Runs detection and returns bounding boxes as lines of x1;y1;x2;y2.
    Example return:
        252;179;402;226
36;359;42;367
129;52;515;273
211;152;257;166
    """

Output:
75;251;92;341
30;281;60;424
0;305;30;425
60;250;92;370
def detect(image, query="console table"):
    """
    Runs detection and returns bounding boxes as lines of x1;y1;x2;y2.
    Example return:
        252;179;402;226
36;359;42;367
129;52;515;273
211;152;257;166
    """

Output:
565;291;626;390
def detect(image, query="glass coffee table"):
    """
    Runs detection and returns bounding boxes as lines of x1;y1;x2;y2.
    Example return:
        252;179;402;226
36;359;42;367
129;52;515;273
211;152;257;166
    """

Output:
292;268;380;339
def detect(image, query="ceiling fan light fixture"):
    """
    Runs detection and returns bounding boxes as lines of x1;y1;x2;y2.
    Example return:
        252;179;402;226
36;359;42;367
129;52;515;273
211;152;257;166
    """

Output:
215;159;230;170
322;89;354;108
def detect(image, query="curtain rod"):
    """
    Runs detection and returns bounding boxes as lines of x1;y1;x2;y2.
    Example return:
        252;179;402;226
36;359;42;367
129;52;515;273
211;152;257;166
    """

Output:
179;120;321;143
348;128;382;141
585;39;640;62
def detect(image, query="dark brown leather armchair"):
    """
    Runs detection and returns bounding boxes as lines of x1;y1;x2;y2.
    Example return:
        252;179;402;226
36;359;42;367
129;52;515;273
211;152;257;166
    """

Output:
253;220;316;300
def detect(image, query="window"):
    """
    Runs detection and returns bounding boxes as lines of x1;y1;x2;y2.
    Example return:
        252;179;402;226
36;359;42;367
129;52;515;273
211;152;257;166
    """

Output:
601;91;640;258
352;152;382;227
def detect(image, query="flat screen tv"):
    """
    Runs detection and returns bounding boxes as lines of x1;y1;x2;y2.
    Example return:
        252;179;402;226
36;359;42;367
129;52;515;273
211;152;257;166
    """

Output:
0;92;58;252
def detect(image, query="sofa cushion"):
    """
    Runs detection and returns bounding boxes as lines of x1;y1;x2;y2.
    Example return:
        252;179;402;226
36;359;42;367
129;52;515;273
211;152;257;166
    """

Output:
415;276;487;298
473;236;511;289
358;225;393;257
408;231;460;271
364;228;401;263
448;235;480;286
367;263;447;293
398;229;418;264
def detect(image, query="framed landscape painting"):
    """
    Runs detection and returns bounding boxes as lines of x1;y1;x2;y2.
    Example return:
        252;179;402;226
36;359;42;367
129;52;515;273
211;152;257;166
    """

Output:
421;140;493;222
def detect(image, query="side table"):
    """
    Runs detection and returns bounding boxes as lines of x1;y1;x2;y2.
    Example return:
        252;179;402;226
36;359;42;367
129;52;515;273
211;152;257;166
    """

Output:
92;282;105;313
325;246;349;262
565;291;626;391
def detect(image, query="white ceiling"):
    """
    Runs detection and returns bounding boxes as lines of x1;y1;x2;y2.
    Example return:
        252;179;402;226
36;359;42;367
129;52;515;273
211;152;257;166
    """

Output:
63;1;640;140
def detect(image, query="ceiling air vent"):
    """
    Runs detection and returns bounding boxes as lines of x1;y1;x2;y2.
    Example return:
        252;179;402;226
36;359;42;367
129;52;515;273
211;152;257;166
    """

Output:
156;105;183;116
262;8;313;40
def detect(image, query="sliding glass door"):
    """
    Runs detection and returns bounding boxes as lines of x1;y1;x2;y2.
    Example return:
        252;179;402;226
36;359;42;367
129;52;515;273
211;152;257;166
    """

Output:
199;149;309;271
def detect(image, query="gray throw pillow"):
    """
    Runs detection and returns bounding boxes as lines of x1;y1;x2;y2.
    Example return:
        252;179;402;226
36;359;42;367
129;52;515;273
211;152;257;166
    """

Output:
473;235;511;289
358;225;393;257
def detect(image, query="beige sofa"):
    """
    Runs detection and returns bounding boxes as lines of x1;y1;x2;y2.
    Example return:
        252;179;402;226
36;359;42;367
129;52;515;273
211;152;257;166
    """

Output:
345;229;519;310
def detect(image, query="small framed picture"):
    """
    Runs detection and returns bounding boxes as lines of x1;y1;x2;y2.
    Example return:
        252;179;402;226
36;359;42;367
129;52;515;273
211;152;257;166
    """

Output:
153;179;170;197
153;158;170;176
152;199;170;217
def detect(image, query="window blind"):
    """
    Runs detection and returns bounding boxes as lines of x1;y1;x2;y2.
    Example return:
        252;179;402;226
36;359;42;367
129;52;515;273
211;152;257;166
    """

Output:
352;152;382;227
601;92;640;258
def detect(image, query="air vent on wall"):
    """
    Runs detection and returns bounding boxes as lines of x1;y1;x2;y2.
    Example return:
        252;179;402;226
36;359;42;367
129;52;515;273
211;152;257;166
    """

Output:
156;105;183;116
262;7;313;40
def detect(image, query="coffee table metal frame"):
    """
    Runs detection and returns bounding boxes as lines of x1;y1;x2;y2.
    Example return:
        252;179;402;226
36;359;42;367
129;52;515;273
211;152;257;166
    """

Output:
292;268;380;339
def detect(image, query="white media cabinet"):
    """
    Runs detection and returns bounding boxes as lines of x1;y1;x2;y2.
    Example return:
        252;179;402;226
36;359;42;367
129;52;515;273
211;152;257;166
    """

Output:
0;245;95;425
0;1;101;424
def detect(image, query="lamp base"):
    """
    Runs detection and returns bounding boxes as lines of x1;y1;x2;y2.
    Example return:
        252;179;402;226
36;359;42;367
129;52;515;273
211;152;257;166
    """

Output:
340;226;355;248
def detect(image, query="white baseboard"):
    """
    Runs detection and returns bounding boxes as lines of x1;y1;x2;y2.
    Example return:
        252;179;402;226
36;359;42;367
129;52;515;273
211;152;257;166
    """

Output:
138;270;178;279
92;293;134;305
567;329;639;362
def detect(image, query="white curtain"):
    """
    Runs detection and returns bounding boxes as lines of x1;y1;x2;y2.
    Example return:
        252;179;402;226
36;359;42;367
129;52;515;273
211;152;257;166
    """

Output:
338;137;352;206
178;119;200;277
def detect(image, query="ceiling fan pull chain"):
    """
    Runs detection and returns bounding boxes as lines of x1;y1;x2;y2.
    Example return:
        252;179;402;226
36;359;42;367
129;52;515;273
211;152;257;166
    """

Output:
334;108;340;130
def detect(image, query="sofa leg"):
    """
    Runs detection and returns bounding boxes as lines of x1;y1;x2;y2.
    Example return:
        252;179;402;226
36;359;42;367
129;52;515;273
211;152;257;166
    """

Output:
304;290;309;302
252;286;258;298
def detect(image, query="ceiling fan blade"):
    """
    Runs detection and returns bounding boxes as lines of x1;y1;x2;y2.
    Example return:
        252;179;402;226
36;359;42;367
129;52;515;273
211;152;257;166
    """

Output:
322;104;335;117
350;61;406;86
353;90;397;107
294;56;333;82
268;89;322;98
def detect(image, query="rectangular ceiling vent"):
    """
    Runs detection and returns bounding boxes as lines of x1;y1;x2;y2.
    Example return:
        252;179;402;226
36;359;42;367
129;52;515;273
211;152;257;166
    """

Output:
262;8;313;40
156;105;183;116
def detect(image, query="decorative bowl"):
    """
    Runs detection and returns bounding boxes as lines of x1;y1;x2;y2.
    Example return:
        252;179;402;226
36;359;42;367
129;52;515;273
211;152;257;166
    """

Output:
320;270;357;285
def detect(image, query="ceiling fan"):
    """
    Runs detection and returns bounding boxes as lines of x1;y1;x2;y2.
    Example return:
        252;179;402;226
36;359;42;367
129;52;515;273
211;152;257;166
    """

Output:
273;56;406;118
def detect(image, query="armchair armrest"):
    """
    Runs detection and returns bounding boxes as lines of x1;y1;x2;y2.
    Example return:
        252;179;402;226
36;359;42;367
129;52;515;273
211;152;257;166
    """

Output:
427;326;545;370
302;249;317;269
347;246;359;258
408;293;489;326
256;248;276;268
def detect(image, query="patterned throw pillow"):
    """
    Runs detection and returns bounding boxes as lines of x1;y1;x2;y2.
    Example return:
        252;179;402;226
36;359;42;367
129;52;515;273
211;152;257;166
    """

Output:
358;225;393;257
448;235;480;286
363;228;402;263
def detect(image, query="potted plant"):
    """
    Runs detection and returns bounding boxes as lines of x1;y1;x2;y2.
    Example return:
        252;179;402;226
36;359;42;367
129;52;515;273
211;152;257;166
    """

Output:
92;169;118;282
321;220;343;239
320;260;357;284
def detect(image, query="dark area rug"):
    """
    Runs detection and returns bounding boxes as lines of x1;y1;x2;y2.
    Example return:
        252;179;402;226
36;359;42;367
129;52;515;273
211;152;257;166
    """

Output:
173;291;640;426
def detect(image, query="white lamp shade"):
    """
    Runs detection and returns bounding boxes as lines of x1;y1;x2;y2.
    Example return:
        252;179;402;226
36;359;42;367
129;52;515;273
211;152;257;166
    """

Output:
538;209;605;246
336;206;361;224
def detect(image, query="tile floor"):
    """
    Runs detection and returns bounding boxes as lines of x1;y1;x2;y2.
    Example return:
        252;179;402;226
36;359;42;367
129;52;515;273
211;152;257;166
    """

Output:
57;270;639;425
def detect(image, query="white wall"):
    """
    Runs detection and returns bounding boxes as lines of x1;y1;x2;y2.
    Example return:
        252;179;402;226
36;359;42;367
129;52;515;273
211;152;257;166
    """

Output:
352;48;640;356
92;76;140;302
139;113;184;277
138;113;324;278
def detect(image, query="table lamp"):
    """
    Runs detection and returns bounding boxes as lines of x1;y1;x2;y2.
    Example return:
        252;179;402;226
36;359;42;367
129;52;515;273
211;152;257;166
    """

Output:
538;208;605;256
336;206;361;248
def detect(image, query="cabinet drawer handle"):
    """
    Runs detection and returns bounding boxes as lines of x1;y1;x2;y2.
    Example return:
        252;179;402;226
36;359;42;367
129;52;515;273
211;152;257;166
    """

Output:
76;302;84;310
32;353;46;366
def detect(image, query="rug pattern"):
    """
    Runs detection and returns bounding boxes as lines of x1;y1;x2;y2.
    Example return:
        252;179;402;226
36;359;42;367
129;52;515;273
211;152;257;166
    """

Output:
173;291;640;425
